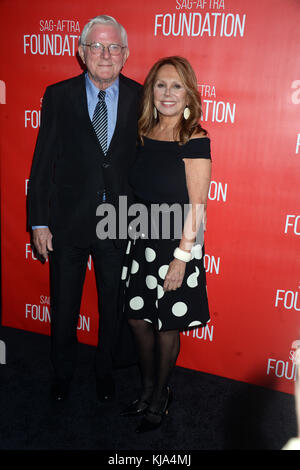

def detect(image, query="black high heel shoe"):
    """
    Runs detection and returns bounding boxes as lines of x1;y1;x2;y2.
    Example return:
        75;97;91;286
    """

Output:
120;398;149;417
135;387;172;433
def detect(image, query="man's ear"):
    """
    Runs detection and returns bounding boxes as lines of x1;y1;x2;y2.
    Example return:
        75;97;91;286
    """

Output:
122;47;130;66
78;45;86;64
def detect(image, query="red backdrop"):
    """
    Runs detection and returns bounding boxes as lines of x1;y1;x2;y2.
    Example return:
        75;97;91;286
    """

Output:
1;0;299;394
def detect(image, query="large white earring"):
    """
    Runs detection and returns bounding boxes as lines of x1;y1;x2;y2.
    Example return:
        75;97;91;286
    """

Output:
153;106;157;119
183;106;190;120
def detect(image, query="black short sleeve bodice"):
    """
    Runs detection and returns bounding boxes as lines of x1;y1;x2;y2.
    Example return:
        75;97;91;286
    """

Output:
129;136;211;204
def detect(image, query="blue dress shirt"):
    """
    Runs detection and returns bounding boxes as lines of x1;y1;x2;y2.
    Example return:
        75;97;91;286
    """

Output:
85;72;119;149
32;73;119;230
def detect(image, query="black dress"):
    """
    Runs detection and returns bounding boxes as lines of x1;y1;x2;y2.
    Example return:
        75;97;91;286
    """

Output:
123;136;211;331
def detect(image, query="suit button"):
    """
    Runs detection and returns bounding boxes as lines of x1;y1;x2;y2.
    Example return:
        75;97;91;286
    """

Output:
102;162;110;168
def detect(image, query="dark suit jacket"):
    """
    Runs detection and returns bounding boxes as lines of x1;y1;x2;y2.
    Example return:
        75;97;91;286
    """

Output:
27;72;141;246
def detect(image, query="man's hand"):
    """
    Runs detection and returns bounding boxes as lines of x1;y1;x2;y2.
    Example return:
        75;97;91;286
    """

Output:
32;227;53;261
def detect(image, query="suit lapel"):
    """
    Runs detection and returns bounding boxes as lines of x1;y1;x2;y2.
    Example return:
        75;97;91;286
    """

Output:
70;73;134;159
107;75;132;158
71;73;105;157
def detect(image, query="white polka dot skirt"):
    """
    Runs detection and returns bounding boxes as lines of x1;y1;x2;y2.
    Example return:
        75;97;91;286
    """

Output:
122;238;210;331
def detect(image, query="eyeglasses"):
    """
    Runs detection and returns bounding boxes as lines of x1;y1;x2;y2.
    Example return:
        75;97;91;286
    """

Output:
82;42;126;56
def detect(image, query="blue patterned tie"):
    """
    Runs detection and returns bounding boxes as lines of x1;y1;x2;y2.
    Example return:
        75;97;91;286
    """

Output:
92;90;107;155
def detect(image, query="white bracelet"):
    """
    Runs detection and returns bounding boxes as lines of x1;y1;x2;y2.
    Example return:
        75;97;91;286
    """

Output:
173;247;192;262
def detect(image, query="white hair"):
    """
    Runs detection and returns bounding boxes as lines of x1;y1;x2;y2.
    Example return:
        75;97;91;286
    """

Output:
79;15;128;47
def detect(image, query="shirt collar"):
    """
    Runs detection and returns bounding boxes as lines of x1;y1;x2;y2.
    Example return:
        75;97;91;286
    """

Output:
85;72;119;101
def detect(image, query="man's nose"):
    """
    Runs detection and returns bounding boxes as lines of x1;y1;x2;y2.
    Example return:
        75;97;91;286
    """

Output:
100;46;111;58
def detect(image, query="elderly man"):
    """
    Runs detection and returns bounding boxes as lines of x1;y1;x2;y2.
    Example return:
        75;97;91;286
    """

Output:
27;15;141;402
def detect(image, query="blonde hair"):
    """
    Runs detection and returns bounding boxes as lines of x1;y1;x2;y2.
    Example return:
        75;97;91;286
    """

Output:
138;56;207;145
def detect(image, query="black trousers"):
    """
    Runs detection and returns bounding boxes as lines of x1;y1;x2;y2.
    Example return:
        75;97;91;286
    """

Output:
49;237;126;382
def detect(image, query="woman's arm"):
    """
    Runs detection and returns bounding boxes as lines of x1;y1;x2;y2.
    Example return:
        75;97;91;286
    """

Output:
163;155;211;292
179;157;211;251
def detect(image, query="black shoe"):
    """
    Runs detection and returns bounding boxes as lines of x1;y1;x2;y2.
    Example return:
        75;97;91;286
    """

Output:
96;374;115;402
51;379;70;402
120;399;149;417
135;387;172;433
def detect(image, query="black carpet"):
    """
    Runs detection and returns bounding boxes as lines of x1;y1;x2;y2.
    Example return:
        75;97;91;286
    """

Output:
0;324;297;454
